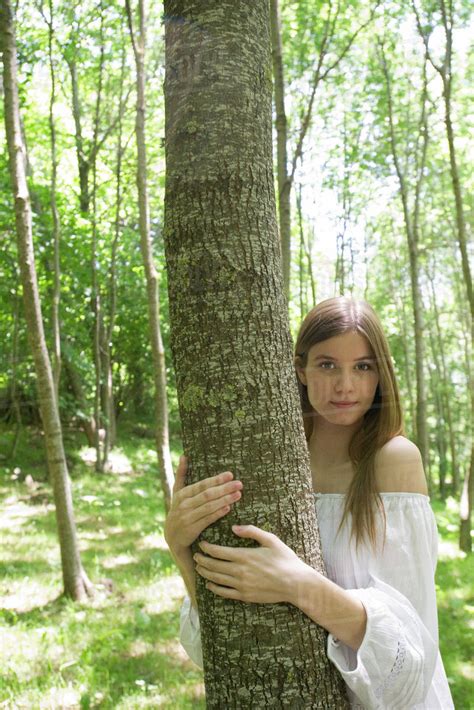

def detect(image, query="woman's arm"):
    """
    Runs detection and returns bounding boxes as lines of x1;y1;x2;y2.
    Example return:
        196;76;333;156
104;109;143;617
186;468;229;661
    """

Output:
194;524;366;650
289;564;367;651
169;545;199;609
164;456;243;610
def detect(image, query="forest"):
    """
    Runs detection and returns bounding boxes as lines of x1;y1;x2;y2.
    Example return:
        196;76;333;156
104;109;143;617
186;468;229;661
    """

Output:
0;0;472;707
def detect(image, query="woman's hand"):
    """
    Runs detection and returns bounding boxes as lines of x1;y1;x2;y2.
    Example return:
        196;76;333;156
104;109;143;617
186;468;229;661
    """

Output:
164;455;243;555
193;525;307;605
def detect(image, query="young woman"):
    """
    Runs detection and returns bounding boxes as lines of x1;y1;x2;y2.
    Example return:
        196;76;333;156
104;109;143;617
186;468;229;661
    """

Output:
164;297;454;709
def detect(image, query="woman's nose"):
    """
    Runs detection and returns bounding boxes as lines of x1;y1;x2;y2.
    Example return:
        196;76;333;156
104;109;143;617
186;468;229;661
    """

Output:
334;369;355;393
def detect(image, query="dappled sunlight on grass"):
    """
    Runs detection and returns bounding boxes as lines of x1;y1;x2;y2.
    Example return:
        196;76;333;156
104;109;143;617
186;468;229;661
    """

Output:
0;497;51;530
102;553;138;569
0;577;61;612
0;429;204;708
140;575;185;615
137;531;169;551
10;684;82;710
78;446;134;475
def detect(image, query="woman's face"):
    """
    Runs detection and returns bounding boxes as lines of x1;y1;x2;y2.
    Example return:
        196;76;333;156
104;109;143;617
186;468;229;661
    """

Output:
297;331;380;428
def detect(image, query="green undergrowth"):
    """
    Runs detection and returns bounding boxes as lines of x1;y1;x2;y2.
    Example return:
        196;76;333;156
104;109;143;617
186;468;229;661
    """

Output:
0;425;472;708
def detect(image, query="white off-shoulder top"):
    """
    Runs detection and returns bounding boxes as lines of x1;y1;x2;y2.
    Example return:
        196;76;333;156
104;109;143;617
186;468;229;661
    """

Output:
179;493;454;710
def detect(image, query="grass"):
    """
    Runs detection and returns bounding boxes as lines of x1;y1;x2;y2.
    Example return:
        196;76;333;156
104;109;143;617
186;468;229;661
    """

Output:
0;424;205;709
0;424;473;709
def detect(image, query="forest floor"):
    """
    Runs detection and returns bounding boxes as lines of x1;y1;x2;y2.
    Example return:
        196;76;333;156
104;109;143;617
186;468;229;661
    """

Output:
0;424;472;709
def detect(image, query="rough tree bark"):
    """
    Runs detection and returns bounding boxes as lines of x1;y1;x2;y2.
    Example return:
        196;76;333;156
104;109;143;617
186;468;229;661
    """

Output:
163;2;349;706
126;0;174;510
1;0;92;600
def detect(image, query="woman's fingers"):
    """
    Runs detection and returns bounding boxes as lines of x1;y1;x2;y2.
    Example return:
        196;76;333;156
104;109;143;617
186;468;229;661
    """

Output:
171;467;243;541
199;502;233;529
189;484;242;522
181;470;235;500
196;496;240;526
195;563;238;588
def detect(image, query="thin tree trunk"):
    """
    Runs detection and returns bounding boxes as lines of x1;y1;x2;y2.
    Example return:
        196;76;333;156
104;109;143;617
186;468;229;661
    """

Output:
67;57;90;215
296;185;316;308
380;43;430;476
126;0;174;511
8;283;22;459
41;0;62;399
102;40;126;463
459;444;473;553
428;262;458;492
62;351;96;446
163;2;349;705
427;314;447;496
102;102;123;462
389;278;416;439
271;0;378;297
412;0;473;514
1;0;92;600
307;223;317;306
443;79;473;317
91;14;105;472
296;186;306;319
412;0;473;319
270;0;291;299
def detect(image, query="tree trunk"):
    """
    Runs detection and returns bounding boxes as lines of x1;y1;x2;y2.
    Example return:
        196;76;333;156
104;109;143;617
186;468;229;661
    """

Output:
8;283;22;459
126;0;174;511
412;0;473;509
62;349;96;446
271;2;378;298
459;444;473;553
91;17;105;472
296;185;306;319
428;263;458;492
44;0;62;400
102;40;126;463
1;0;92;601
67;57;90;215
380;43;430;475
163;2;349;706
427;317;447;496
391;281;416;437
443;79;473;320
270;0;291;299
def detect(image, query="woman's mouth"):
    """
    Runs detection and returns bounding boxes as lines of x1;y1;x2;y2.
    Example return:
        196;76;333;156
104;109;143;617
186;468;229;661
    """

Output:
330;401;358;408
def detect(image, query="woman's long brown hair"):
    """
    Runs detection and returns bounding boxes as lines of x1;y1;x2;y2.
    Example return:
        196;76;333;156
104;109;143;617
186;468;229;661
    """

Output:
294;297;404;548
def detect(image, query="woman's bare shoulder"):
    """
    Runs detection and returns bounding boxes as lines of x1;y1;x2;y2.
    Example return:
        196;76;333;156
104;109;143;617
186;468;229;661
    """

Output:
375;435;428;495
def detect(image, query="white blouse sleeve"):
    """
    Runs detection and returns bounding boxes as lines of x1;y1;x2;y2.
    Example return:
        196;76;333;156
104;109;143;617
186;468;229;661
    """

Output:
326;495;440;709
180;595;203;668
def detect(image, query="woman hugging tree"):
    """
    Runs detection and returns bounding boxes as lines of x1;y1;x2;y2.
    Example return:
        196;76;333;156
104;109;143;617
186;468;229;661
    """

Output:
165;296;454;710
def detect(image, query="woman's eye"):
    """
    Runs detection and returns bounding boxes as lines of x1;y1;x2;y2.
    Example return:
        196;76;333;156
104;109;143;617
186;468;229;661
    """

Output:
319;361;335;370
356;363;371;371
